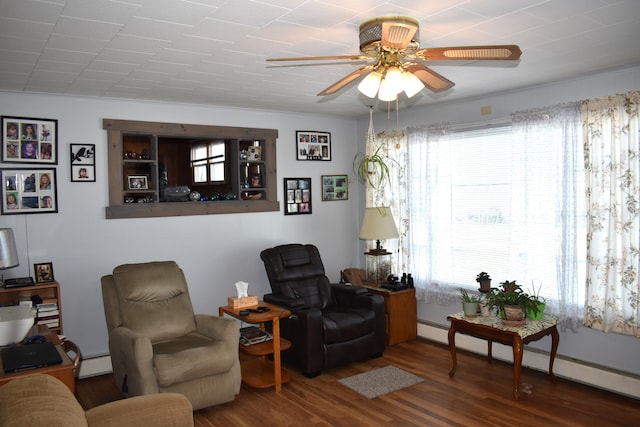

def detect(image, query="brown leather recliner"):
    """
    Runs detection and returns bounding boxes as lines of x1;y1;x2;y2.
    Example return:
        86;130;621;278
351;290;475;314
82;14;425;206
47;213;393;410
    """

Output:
260;244;385;377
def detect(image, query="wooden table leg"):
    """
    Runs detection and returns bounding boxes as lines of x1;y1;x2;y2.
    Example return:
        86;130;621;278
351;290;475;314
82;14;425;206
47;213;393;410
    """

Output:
487;339;493;363
272;316;282;391
512;336;524;400
448;323;457;378
549;325;559;381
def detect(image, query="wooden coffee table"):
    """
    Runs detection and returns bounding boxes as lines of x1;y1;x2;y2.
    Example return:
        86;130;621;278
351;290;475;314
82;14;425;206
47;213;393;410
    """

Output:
219;301;291;391
0;325;80;392
447;313;559;400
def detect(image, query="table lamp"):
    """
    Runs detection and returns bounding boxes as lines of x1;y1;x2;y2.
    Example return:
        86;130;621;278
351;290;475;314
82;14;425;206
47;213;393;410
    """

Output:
0;228;19;286
359;207;399;284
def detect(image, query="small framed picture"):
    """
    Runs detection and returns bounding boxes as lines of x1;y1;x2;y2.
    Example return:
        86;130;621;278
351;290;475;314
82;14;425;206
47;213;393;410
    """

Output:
70;143;96;182
1;168;58;214
128;175;148;190
296;131;331;161
322;174;348;201
1;116;58;164
284;177;312;215
34;262;54;283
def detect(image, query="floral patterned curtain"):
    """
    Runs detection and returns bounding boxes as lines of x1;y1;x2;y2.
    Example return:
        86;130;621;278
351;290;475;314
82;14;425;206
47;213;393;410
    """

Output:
364;113;408;276
583;91;640;337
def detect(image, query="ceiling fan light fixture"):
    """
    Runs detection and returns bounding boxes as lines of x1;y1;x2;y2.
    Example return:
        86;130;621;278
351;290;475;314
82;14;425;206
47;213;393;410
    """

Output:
377;77;398;102
402;71;425;98
384;66;404;91
358;71;382;98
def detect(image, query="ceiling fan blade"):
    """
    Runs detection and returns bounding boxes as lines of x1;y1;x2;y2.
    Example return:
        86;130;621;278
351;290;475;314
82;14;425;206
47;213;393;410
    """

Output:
404;63;454;93
416;45;522;61
267;55;365;62
317;66;373;96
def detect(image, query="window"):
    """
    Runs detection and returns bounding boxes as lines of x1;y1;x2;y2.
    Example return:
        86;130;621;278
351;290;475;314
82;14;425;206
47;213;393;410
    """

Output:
191;141;226;183
407;111;585;327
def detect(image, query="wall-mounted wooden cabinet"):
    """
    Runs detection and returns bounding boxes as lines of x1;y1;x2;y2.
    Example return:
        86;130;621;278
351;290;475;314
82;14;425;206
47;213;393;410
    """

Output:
104;119;279;219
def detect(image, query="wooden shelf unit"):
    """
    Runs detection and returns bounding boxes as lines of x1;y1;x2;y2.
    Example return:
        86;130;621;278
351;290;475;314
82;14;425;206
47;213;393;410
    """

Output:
104;119;279;219
0;281;63;335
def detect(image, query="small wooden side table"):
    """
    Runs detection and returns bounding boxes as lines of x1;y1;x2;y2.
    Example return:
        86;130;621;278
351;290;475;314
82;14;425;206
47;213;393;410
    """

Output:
219;301;291;391
0;325;80;393
361;282;417;345
447;313;559;400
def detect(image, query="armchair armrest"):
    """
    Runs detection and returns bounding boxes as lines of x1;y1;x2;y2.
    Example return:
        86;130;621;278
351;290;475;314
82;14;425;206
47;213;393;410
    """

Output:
85;392;193;427
194;315;239;342
109;326;157;395
331;283;381;308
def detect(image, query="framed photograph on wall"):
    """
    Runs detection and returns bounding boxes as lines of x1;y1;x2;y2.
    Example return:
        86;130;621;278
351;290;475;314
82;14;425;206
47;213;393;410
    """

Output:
284;177;312;215
1;168;58;214
70;143;96;182
128;175;148;190
34;262;54;283
321;174;348;201
296;131;331;161
1;116;58;164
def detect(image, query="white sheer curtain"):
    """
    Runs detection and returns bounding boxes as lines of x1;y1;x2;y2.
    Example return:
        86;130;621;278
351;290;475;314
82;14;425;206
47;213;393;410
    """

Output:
406;123;454;304
511;103;584;331
404;103;585;331
583;91;640;337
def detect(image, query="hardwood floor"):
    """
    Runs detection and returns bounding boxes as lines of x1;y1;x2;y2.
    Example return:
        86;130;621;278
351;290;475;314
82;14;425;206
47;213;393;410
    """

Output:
76;338;640;426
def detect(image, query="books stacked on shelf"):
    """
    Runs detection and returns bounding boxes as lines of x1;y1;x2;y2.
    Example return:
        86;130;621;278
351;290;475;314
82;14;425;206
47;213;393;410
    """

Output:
240;326;272;346
36;301;59;330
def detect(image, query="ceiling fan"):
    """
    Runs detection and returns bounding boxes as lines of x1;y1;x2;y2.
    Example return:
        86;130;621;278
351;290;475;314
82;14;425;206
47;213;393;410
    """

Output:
267;16;522;101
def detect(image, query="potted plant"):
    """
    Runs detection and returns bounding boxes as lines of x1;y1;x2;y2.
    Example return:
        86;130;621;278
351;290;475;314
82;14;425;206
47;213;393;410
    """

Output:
528;282;546;320
478;294;492;317
476;271;492;292
486;280;540;325
352;145;395;190
460;288;480;317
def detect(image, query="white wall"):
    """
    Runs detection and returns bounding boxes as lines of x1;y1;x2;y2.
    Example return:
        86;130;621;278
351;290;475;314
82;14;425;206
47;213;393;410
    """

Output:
355;65;640;379
0;92;361;359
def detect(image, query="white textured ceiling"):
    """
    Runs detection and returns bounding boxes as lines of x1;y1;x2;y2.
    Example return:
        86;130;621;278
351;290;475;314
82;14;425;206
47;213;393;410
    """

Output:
1;0;639;117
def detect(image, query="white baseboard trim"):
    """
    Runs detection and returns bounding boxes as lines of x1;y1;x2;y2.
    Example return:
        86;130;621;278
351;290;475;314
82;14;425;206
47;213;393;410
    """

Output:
418;322;640;400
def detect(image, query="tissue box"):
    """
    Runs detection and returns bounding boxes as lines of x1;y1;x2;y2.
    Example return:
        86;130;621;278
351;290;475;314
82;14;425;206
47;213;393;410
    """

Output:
228;295;258;309
0;305;35;346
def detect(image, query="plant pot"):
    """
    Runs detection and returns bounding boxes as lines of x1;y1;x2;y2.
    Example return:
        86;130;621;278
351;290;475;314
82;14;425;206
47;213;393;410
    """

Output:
528;301;546;320
500;305;524;322
462;301;478;317
478;279;491;293
479;301;491;317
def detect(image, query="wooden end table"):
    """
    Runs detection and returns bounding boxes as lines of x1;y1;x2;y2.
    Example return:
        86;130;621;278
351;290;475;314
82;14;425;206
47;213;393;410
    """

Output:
361;281;417;345
447;313;559;400
219;301;291;391
0;324;80;392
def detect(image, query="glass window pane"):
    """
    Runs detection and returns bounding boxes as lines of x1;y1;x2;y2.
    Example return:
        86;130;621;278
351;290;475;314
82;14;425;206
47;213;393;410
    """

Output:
193;165;207;182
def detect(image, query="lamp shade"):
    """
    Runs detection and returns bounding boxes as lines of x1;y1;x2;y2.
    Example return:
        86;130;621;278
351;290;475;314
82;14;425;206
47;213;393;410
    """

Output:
357;71;382;98
0;228;19;269
359;207;399;241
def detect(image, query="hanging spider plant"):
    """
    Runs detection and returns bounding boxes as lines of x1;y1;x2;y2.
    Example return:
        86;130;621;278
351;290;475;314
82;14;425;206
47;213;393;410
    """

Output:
353;145;394;190
353;106;396;190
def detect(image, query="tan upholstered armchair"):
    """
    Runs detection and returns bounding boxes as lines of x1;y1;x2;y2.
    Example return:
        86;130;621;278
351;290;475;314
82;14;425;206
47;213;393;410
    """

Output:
101;261;241;411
